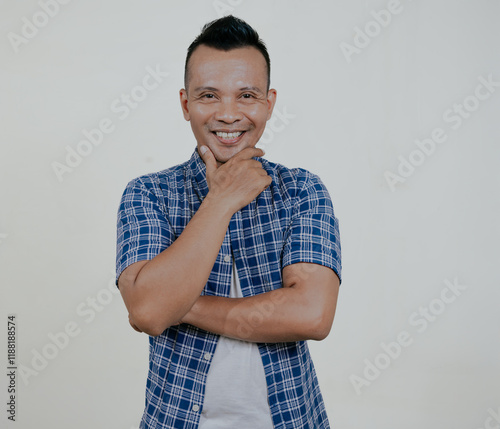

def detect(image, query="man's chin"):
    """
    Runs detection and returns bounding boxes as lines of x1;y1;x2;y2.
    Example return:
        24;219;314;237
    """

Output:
212;145;244;162
200;141;257;165
214;154;231;166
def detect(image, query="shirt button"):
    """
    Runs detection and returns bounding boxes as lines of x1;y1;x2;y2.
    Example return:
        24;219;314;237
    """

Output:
192;404;200;412
204;352;211;361
223;254;231;262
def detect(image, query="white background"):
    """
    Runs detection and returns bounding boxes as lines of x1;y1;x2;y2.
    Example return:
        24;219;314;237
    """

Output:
1;1;499;428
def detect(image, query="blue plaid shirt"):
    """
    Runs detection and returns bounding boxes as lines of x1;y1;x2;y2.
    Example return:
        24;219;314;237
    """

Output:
116;147;342;429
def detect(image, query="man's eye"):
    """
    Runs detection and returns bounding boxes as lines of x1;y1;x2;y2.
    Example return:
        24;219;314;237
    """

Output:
202;94;214;99
242;93;254;98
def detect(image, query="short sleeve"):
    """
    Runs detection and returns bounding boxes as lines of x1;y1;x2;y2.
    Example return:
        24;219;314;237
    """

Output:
115;177;175;287
282;173;342;284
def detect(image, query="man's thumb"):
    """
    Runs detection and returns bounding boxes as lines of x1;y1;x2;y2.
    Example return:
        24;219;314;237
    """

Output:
199;145;217;175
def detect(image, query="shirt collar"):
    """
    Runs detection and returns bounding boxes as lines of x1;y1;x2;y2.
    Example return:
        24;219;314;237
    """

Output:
187;146;209;201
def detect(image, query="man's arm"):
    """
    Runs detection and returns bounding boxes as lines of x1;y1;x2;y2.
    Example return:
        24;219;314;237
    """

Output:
118;146;271;337
181;262;340;342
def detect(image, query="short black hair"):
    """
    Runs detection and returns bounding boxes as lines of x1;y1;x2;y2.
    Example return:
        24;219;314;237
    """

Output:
184;15;270;92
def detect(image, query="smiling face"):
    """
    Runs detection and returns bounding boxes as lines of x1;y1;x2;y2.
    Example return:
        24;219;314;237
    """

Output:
180;45;277;166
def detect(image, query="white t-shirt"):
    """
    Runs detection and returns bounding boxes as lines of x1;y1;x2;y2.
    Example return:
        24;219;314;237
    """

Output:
198;257;274;429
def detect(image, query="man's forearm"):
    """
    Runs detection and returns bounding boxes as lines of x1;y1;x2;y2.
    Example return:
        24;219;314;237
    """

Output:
127;195;233;335
121;147;272;337
182;286;330;343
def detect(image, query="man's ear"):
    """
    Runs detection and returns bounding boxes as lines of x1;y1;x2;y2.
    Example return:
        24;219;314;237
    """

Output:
266;88;277;121
179;89;190;121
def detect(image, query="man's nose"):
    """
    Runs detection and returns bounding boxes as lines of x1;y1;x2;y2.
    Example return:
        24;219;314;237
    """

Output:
214;98;243;122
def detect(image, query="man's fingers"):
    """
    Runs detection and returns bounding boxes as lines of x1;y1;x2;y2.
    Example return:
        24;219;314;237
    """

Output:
244;159;265;169
199;145;217;176
233;146;265;160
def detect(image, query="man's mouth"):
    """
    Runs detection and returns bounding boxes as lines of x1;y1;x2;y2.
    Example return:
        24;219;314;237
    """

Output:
212;131;246;144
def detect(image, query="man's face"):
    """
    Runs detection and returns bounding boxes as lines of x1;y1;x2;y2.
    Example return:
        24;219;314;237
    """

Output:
180;45;277;166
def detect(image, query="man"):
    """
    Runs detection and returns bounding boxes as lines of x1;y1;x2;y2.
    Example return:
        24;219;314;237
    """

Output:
116;15;342;429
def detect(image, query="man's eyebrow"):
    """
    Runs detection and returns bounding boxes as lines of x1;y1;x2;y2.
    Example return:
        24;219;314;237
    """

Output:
192;86;264;94
193;86;219;93
239;86;264;94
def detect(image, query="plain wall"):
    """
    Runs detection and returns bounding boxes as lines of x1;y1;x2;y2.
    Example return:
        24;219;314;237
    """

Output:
1;1;499;428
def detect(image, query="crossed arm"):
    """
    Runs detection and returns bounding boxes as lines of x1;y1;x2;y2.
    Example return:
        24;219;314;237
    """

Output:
122;253;339;342
180;262;339;342
118;194;340;342
118;146;340;341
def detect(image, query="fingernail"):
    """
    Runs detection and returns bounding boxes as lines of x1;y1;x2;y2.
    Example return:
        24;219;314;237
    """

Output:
200;145;208;155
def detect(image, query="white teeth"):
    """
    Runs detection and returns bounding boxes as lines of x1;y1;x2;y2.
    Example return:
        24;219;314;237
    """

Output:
215;131;243;139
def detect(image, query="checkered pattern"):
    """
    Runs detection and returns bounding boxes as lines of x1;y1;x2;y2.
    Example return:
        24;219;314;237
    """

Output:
116;147;342;428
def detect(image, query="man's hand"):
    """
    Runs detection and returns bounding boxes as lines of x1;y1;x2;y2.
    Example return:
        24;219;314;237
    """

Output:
199;145;272;214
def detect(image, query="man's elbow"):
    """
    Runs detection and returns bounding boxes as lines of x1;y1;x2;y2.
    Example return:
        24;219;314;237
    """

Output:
129;308;169;337
307;312;335;341
138;323;165;337
120;277;173;336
